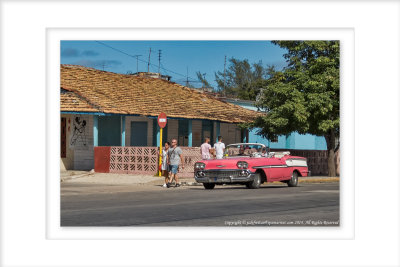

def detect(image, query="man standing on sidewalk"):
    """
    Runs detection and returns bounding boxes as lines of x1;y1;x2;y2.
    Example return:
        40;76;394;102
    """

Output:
200;137;212;160
167;138;184;188
214;136;225;159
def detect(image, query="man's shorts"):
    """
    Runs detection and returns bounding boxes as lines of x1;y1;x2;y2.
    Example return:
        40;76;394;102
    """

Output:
169;165;179;174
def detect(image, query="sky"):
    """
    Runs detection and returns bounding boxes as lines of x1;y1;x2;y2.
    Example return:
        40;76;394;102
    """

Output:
60;40;289;89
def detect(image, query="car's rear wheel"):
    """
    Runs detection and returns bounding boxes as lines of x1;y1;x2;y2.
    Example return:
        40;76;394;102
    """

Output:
246;173;261;189
287;171;299;187
203;183;215;190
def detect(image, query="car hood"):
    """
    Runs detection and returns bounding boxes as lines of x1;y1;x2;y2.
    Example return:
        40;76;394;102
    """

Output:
199;157;252;169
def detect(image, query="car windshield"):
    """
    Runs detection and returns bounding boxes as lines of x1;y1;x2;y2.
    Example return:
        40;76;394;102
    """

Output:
225;144;267;158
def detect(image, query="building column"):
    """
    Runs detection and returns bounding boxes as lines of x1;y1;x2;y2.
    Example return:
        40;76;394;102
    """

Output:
215;121;220;143
121;115;126;146
188;120;192;147
93;115;98;147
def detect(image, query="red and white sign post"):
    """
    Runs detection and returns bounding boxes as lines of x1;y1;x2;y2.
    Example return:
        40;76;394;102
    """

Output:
158;113;167;176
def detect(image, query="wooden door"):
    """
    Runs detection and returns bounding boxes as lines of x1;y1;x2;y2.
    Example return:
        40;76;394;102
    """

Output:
61;117;66;158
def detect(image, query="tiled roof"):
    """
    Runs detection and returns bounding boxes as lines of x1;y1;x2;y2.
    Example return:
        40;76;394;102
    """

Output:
60;65;260;123
60;89;101;113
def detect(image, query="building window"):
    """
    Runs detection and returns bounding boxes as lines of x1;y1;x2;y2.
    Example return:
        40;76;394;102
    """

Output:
130;121;148;146
270;136;278;143
98;116;121;146
202;120;214;146
178;120;189;146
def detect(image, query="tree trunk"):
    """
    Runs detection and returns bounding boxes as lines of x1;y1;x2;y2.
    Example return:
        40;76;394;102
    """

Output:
325;130;337;177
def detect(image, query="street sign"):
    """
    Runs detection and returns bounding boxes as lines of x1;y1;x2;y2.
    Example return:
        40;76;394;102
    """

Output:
158;112;167;128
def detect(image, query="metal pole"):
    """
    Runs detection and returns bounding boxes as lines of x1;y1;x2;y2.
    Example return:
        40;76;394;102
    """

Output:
223;55;226;95
148;48;151;72
159;127;163;176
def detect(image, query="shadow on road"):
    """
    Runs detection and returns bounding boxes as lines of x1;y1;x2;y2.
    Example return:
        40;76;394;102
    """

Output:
187;185;291;190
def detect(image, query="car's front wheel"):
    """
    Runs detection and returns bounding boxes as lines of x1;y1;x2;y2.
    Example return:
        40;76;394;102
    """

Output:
287;171;299;187
203;183;215;190
246;173;261;189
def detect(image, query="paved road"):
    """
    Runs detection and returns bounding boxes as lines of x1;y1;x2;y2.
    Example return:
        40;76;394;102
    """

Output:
61;182;339;226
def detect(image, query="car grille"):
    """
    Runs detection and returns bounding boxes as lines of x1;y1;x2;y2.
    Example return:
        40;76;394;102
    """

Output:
202;170;243;178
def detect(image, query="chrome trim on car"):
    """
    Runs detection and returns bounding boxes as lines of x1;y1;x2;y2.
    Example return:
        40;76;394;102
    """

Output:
252;165;308;169
194;169;255;183
252;165;288;169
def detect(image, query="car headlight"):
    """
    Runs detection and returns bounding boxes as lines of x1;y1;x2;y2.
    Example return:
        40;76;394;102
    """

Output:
237;161;248;169
194;162;206;170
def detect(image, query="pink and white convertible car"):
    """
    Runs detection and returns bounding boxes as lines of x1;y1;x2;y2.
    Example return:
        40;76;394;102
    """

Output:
194;143;310;189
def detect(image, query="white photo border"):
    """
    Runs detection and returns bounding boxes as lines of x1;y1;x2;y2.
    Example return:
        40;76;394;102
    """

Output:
1;1;399;267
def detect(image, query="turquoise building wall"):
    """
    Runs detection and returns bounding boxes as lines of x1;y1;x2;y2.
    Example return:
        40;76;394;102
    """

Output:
227;99;327;150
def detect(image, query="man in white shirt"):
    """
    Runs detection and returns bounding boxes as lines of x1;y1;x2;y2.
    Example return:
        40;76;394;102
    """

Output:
213;136;225;159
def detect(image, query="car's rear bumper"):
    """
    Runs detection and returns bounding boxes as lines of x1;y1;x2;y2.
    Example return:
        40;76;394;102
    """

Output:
195;169;256;183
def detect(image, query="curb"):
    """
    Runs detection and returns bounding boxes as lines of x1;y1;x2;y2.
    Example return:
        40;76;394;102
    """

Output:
181;181;202;186
60;172;93;182
298;178;339;183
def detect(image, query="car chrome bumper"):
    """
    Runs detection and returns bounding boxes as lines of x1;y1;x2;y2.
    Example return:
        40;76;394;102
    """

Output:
195;169;256;183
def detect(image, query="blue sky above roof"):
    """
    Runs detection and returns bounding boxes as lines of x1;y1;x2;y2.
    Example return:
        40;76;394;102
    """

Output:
60;40;288;88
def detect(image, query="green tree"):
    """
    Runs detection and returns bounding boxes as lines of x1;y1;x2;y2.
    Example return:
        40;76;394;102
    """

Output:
250;41;340;176
215;58;266;100
196;71;213;89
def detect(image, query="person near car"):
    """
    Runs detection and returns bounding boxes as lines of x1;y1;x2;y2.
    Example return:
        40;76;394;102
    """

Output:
161;142;170;188
213;136;225;159
167;138;184;188
200;137;212;160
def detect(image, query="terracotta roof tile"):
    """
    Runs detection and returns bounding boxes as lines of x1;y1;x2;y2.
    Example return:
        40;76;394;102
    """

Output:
60;89;101;113
60;65;260;123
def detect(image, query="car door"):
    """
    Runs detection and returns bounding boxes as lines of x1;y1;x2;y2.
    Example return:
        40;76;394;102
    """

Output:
269;157;285;180
260;157;284;181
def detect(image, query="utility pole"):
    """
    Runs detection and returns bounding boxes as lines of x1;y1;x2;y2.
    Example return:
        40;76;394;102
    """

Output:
135;55;142;73
158;50;162;74
223;55;227;95
186;66;189;87
147;48;152;72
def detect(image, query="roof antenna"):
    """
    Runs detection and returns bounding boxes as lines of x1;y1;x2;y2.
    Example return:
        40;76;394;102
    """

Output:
186;66;189;86
134;55;142;73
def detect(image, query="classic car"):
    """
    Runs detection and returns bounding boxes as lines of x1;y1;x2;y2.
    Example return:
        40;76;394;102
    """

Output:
194;143;310;189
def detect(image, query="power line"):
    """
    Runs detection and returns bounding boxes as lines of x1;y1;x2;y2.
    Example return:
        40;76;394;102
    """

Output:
95;41;200;82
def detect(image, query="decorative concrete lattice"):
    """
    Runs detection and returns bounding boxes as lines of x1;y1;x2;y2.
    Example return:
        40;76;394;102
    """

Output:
109;146;158;175
108;146;202;177
179;147;203;178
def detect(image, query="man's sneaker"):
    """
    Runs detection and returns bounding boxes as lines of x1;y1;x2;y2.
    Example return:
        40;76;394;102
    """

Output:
175;183;181;187
166;183;171;188
162;184;167;188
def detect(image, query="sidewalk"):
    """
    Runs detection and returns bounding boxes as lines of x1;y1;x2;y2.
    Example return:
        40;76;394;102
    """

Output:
61;170;339;185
